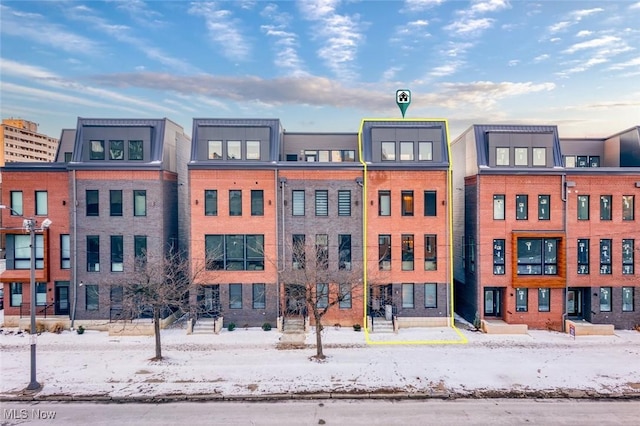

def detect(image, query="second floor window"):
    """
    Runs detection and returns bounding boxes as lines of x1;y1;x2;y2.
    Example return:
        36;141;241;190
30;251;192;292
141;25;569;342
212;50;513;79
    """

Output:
424;234;437;271
600;195;612;220
493;239;505;275
379;191;391;216
61;234;71;269
516;195;528;220
87;235;100;272
86;190;99;216
578;239;589;274
251;190;264;216
402;234;414;270
424;191;437;216
292;234;305;269
229;190;242;216
316;234;328;269
110;190;123;216
338;190;351;216
35;191;48;216
292;190;305;216
205;190;217;216
379;234;391;270
516;238;558;275
401;191;414;216
577;195;589;220
622;239;634;275
493;194;505;220
600;239;611;274
338;234;352;270
111;235;123;272
133;190;146;216
538;195;550;220
315;190;328;216
10;191;23;216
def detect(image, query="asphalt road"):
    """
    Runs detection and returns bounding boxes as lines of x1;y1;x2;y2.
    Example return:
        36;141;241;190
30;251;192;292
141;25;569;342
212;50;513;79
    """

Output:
1;399;638;426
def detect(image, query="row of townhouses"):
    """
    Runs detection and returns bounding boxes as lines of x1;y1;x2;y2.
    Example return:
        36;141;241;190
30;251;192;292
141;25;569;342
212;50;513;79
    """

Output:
1;117;638;334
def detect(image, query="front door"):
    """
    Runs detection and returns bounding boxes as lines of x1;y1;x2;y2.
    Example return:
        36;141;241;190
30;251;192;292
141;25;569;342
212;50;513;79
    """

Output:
369;284;392;316
198;285;220;318
567;288;584;318
285;284;306;315
484;287;503;317
54;283;70;315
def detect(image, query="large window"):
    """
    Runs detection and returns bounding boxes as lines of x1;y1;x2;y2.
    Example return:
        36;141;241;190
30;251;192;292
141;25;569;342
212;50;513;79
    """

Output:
424;191;436;216
339;283;352;309
600;287;612;312
516;194;528;220
496;147;509;166
622;195;635;221
61;234;70;269
11;234;44;269
424;234;437;271
538;288;550;312
109;140;124;160
316;234;328;269
424;284;437;308
229;190;242;216
599;239;612;274
622;239;634;275
35;191;48;216
205;235;264;271
402;283;414;308
533;147;546;166
538;195;550;220
493;239;505;275
577;239;590;274
622;287;634;312
111;235;123;272
86;190;99;216
402;234;414;271
133;190;146;216
338;234;352;270
246;141;260;160
208;140;222;159
514;147;528;166
400;141;414;160
516;238;558;275
252;283;266;309
338;190;351;216
292;234;305;269
251;190;264;216
229;284;242;309
10;191;23;216
381;142;395;161
401;191;414;216
128;140;143;160
86;285;99;310
205;190;217;216
292;190;305;216
419;141;433;161
379;234;391;271
600;195;612;221
379;191;391;216
515;288;528;312
227;140;241;159
110;190;123;216
316;283;329;308
315;190;328;216
90;140;105;160
577;195;590;220
493;194;505;220
87;236;100;272
10;282;22;307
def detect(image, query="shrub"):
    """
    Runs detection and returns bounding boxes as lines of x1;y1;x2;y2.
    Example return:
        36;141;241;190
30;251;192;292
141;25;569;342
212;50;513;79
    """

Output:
353;324;362;332
227;322;236;331
634;324;640;332
473;311;482;330
25;321;46;334
49;322;65;334
262;322;272;331
76;325;85;335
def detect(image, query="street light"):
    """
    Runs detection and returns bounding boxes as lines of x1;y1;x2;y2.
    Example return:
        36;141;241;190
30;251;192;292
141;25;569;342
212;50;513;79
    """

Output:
0;205;51;391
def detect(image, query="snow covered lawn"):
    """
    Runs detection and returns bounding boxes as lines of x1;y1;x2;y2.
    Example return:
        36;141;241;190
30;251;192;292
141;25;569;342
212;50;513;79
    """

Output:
1;323;639;399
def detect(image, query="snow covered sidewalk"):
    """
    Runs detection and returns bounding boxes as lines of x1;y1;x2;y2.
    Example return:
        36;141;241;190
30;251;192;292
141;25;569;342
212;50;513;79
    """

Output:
1;324;640;401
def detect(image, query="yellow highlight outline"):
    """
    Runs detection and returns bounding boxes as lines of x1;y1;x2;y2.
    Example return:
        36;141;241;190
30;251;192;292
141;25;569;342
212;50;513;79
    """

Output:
357;117;468;345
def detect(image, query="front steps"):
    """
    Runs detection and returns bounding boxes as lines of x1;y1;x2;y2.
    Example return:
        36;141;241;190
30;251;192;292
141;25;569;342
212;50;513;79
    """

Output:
371;318;394;333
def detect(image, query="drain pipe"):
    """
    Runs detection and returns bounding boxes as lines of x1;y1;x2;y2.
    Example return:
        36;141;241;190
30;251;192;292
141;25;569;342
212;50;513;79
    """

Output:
561;174;569;332
70;169;78;330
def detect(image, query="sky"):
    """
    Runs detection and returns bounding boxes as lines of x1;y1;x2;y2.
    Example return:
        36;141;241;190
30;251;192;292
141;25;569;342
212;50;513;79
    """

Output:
1;0;639;140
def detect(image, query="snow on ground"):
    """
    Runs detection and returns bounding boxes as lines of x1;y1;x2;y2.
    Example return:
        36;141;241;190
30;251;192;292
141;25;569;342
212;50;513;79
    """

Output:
1;317;639;399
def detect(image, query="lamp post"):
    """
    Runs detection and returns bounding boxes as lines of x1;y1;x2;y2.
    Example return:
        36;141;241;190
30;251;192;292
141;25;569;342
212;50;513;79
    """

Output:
0;205;51;391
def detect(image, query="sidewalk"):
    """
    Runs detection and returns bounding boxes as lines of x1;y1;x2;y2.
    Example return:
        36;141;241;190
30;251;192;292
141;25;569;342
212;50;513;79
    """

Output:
1;322;640;402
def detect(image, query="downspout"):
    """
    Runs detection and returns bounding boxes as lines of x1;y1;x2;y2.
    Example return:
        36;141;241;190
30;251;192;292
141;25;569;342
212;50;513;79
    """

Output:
561;173;568;332
278;173;286;322
70;169;78;329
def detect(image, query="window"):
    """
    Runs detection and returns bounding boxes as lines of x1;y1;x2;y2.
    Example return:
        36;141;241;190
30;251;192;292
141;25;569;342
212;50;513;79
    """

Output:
251;190;264;216
86;190;99;216
622;239;634;275
402;283;414;308
600;195;612;221
379;191;391;216
600;287;612;312
538;195;550;220
538;288;550;312
622;287;634;312
110;190;123;216
339;283;351;309
424;284;437;308
227;140;241;159
109;140;124;160
87;236;100;272
339;234;352;270
10;282;22;307
246;235;264;270
496;147;509;166
204;234;264;271
493;195;505;220
517;238;558;275
292;190;305;216
419;141;433;161
379;235;391;271
226;235;245;270
205;235;224;270
292;234;305;269
622;195;635;221
516;195;528;220
315;190;328;216
35;191;48;216
515;288;528;312
577;155;588;167
332;150;356;162
533;147;546;166
10;191;23;216
60;234;70;269
111;235;123;272
246;141;260;160
208;140;222;159
128;140;143;160
515;147;528;166
229;190;242;216
338;190;351;216
381;142;395;161
86;285;99;311
577;239;590;274
424;234;437;271
402;234;414;271
229;284;242;309
493;239;505;275
134;235;147;269
400;141;414;160
133;190;146;216
11;234;44;269
317;283;328;309
401;191;414;216
90;140;105;160
36;283;46;306
599;239;612;274
64;152;72;162
565;156;576;168
205;190;217;216
252;283;266;309
316;234;328;269
589;156;600;167
424;191;437;216
577;195;589;220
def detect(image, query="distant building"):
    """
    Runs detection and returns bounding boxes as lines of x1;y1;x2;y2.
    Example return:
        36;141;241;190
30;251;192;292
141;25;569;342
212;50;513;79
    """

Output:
1;118;59;165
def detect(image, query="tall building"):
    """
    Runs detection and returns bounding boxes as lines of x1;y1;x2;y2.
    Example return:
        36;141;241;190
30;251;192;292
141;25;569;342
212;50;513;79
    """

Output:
1;119;59;165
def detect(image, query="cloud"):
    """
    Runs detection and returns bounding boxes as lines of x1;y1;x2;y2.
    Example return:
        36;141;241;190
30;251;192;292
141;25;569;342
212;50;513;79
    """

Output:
608;57;640;71
260;4;306;76
630;2;640;10
438;81;555;109
569;8;604;20
534;54;550;63
563;36;621;54
381;66;403;81
576;30;593;37
401;0;445;12
470;0;510;15
508;60;519;67
445;18;494;36
115;0;166;27
444;0;509;37
548;21;572;33
429;61;464;77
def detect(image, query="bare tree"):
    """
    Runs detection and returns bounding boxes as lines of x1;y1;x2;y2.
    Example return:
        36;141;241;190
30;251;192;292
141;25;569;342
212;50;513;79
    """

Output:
280;234;362;360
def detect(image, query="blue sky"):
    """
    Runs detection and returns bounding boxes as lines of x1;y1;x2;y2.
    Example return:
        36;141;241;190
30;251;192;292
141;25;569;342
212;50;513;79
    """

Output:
1;0;639;139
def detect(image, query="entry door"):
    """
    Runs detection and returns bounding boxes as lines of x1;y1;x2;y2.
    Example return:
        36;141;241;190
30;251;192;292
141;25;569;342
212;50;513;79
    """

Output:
55;284;70;315
567;288;583;317
484;288;503;317
285;284;306;315
370;284;392;313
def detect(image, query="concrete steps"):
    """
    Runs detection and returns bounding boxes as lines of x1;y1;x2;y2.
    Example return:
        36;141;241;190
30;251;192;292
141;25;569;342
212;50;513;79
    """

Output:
283;317;305;333
192;318;216;334
371;318;394;333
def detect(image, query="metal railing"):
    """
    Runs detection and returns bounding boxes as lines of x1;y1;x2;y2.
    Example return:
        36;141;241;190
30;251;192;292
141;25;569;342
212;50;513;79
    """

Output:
19;303;55;319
